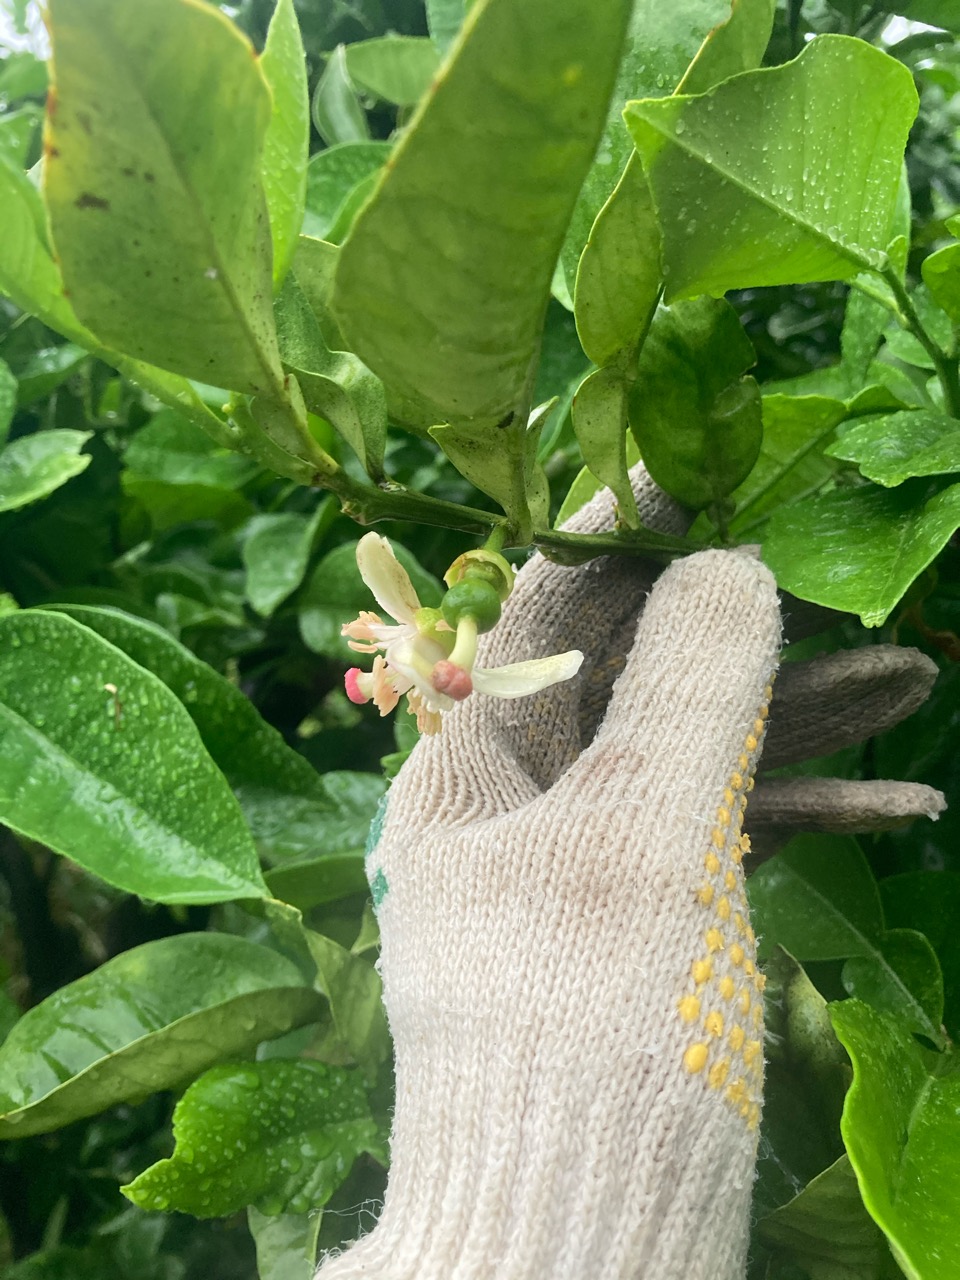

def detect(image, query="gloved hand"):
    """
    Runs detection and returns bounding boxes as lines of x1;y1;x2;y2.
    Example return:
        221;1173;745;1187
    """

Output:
318;468;944;1280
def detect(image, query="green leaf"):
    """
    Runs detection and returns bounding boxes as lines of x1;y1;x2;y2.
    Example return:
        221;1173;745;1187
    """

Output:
724;394;846;538
559;0;738;302
754;949;849;1222
627;296;761;509
758;1155;893;1280
0;610;268;903
826;411;960;487
274;273;387;477
292;235;346;351
624;37;918;299
842;929;944;1042
242;504;331;618
260;0;310;289
426;0;468;52
0;428;91;513
0;358;15;445
312;46;369;147
555;433;641;527
123;409;260;489
45;0;284;396
123;1059;381;1218
332;0;632;430
13;343;88;405
0;934;323;1138
300;540;441;662
248;1207;319;1280
305;930;389;1076
303;142;392;241
50;604;385;867
921;242;960;324
121;475;253;534
264;852;369;913
344;37;440;106
679;0;776;95
831;1000;960;1280
879;873;960;1039
748;836;883;964
573;156;661;368
762;479;960;626
570;367;638;524
0;106;41;166
429;416;549;535
749;837;945;1044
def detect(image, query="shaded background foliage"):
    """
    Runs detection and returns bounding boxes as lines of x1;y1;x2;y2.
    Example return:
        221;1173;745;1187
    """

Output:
0;0;957;1276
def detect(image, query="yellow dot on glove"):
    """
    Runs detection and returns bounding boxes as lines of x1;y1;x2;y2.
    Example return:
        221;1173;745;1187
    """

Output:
724;870;737;892
747;1102;761;1130
706;928;724;952
719;976;736;1000
717;805;731;827
697;884;715;907
730;943;745;967
723;787;735;808
678;995;701;1023
717;895;731;921
753;718;765;737
708;1058;730;1089
729;1025;745;1051
711;827;726;848
744;1039;762;1067
726;1078;747;1106
683;1044;709;1073
744;734;758;753
755;972;767;993
730;772;744;790
743;958;756;978
692;958;713;984
751;1003;763;1028
738;989;752;1016
705;1010;724;1037
705;851;721;875
738;753;749;771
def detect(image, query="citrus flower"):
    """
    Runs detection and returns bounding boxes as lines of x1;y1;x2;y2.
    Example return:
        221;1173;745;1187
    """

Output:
342;533;583;734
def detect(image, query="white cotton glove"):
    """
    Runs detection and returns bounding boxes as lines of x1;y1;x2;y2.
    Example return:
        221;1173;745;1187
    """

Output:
316;469;943;1280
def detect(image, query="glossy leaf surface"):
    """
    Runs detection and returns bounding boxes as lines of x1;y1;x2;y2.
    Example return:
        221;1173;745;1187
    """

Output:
625;37;917;299
0;610;268;901
260;0;310;288
0;934;322;1137
124;1059;381;1217
827;411;960;486
0;429;91;513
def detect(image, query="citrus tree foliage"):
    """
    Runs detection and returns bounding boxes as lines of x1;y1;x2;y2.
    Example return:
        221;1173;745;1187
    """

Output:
0;0;959;1275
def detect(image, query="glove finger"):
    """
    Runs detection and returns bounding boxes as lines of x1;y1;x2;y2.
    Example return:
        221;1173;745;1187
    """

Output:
551;548;782;822
437;464;687;797
747;777;946;837
761;646;939;770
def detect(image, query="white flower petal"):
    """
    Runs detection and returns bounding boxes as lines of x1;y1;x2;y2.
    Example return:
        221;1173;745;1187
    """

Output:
472;650;584;699
356;532;421;624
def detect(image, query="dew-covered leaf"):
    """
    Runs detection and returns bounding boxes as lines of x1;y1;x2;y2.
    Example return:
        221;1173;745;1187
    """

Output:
45;0;284;395
921;241;960;324
0;610;268;902
0;934;322;1137
123;410;261;489
123;1059;382;1218
762;479;960;626
831;1000;960;1280
0;429;91;513
50;605;385;867
332;0;632;430
559;0;737;303
624;37;917;299
826;410;960;487
842;928;944;1044
260;0;310;289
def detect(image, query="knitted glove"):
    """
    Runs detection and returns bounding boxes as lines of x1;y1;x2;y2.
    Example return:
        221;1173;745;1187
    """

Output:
318;470;944;1280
